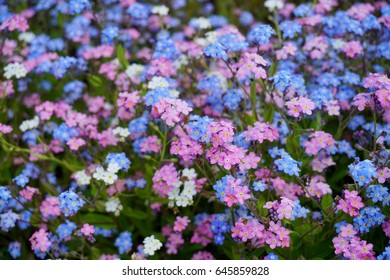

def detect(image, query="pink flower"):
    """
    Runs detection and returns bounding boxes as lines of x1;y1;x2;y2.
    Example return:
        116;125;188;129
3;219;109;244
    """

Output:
286;97;315;118
340;224;357;238
173;216;190;232
0;14;29;32
341;41;363;58
30;229;51;252
243;122;279;143
67;137;86;151
152;98;192;126
0;123;12;134
303;131;334;156
376;168;390;184
80;224;95;236
19;187;39;201
233;185;251;204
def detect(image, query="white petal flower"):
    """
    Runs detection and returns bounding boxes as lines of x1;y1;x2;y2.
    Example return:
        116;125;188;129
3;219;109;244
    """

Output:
4;62;27;79
152;5;169;16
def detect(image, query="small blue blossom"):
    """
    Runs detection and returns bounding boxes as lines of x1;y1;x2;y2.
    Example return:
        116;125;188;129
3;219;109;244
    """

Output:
204;42;228;60
348;159;376;186
13;175;29;188
0;186;12;212
115;231;133;254
280;21;302;39
247;24;275;45
58;190;85;217
8;242;21;259
105;152;131;171
0;211;19;232
253;181;266;192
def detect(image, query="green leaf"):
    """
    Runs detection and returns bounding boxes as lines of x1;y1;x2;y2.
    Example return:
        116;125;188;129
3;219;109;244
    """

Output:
116;45;129;68
87;75;103;88
264;105;274;123
122;208;148;220
80;213;115;225
321;194;333;216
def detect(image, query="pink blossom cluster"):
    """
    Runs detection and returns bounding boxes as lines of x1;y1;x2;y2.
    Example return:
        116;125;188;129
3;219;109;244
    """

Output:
332;224;375;260
286;96;315;118
152;98;193;126
29;229;51;252
231;218;290;249
243;121;279;143
337;190;364;217
303;131;335;156
152;163;180;197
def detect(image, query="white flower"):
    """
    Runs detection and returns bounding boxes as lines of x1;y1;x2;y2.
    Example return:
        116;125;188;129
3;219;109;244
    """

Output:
172;55;189;69
182;168;197;180
112;58;120;66
194;38;208;47
74;170;91;186
148;76;169;89
183;181;197;198
125;64;145;78
264;0;284;12
105;197;123;216
205;31;218;44
176;195;190;207
170;90;180;98
102;171;118;185
143;235;162;256
18;32;35;43
152;5;169;16
92;166;105;180
4;62;27;79
113;127;131;142
107;162;120;174
195;17;211;30
20;116;39;132
331;39;346;50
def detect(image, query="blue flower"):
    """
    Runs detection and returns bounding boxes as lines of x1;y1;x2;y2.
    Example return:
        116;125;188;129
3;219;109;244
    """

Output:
56;220;77;241
0;186;12;212
366;185;390;205
188;115;213;143
144;88;171;106
247;24;275;45
127;3;150;20
223;89;244;110
13;174;29;188
101;26;119;45
53;123;79;142
253;181;265;192
274;152;301;176
239;11;253;26
153;38;178;59
105;152;131;171
17;210;32;230
115;231;133;254
265;252;279;260
291;200;309;220
204;42;228;60
218;34;248;52
348;159;376;186
69;0;91;15
58;190;85;217
270;71;292;91
0;211;19;232
378;247;390;260
280;21;302;39
353;206;385;234
8;242;21;259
